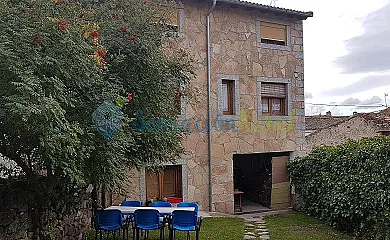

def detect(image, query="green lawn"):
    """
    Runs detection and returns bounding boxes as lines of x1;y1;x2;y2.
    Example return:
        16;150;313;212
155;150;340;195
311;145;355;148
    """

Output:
265;211;353;240
85;217;245;240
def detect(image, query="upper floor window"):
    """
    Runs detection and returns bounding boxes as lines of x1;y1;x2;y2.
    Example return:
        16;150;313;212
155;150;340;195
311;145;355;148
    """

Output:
217;74;240;119
260;22;287;46
261;83;286;116
152;4;180;36
222;80;234;115
175;90;185;116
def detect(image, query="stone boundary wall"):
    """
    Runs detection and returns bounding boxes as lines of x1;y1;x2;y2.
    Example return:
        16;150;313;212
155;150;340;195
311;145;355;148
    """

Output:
0;179;92;240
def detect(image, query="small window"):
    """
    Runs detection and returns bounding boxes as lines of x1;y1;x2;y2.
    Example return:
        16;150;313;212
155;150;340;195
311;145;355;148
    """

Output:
152;4;180;36
260;22;287;46
222;80;234;115
261;83;286;115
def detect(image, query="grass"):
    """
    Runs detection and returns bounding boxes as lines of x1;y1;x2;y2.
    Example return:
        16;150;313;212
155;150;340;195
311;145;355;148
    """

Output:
265;211;353;240
85;217;245;240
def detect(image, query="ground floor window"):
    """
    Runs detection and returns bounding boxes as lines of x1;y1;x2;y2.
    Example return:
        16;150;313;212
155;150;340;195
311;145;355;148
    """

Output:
145;165;182;200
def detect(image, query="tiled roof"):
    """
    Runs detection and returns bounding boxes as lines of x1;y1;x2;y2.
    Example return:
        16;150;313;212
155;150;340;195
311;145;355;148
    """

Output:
305;115;350;131
218;0;313;19
306;108;390;132
359;108;390;131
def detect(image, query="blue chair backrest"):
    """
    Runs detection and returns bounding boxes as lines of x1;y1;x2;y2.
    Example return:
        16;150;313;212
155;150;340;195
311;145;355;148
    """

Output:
172;210;197;230
95;209;122;230
134;209;160;230
177;202;199;213
151;201;172;207
121;200;142;207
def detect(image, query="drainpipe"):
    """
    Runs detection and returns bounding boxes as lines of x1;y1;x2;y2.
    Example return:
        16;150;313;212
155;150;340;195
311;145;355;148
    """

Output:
206;0;217;212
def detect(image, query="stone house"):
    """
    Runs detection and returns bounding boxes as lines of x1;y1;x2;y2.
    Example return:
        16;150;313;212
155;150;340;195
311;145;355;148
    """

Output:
117;0;313;214
305;111;349;136
306;108;390;153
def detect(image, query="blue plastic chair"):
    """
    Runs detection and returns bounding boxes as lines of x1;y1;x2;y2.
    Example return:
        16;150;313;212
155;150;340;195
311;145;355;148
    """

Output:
121;200;142;207
94;209;124;240
133;209;165;240
177;202;198;214
169;210;202;240
151;201;172;207
121;201;141;239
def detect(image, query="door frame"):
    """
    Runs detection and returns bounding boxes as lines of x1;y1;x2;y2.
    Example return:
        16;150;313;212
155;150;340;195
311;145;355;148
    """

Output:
140;162;188;203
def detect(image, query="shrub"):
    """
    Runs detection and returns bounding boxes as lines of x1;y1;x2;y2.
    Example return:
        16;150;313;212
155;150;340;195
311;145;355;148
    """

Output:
288;136;390;239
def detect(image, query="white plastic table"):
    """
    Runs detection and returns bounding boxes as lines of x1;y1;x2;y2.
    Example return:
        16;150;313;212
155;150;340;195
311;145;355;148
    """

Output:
106;206;195;215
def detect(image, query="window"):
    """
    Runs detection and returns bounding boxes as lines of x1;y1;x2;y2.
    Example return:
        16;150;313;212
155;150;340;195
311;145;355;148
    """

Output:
260;22;287;46
261;83;286;115
222;80;234;115
175;90;184;115
152;4;180;36
218;74;240;119
146;165;182;200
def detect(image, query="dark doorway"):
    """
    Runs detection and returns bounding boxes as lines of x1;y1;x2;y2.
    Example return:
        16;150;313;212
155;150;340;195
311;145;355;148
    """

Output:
233;152;289;213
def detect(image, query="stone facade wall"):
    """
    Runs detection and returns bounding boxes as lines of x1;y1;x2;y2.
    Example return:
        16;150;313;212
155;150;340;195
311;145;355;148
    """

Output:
306;116;380;152
122;1;307;214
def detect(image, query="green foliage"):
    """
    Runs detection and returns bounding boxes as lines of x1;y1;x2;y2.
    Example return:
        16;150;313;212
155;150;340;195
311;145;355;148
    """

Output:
0;0;193;237
0;0;192;184
265;211;353;240
288;137;390;239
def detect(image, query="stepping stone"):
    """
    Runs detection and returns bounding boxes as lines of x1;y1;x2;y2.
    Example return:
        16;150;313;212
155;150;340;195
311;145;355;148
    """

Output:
244;235;256;239
258;225;267;229
260;236;270;239
259;232;269;235
245;232;256;236
255;228;269;232
245;223;255;227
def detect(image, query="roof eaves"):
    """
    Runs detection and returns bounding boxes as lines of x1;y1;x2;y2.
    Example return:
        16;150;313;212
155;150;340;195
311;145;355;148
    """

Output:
217;0;313;19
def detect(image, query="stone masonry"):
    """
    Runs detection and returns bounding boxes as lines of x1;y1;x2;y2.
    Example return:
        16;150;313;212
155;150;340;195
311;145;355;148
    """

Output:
119;0;309;214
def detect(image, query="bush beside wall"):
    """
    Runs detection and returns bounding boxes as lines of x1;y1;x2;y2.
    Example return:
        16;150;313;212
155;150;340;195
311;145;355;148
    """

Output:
288;136;390;239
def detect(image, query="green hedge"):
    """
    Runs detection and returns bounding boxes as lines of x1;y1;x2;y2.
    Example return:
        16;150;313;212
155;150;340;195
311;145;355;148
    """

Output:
288;136;390;239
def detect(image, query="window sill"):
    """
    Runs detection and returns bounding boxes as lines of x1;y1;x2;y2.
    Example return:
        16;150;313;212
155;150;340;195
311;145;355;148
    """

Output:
258;115;291;121
259;43;291;51
218;114;240;121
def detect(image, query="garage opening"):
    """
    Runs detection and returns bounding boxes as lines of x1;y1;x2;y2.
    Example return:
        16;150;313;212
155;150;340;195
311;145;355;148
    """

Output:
233;152;290;213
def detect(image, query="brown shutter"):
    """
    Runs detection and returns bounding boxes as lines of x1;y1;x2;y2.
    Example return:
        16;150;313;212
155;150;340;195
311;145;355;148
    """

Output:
163;167;176;197
146;171;160;200
260;22;286;42
271;156;290;210
261;83;286;98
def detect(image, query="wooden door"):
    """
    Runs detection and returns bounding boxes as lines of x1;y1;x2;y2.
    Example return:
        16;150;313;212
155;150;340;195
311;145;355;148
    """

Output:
145;165;182;200
271;156;290;210
146;171;160;200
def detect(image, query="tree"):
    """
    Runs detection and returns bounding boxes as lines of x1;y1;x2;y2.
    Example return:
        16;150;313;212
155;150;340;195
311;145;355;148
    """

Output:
0;0;192;238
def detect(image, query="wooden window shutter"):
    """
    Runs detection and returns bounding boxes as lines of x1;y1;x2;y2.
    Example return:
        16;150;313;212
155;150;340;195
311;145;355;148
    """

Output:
261;83;286;98
260;22;286;42
146;171;160;200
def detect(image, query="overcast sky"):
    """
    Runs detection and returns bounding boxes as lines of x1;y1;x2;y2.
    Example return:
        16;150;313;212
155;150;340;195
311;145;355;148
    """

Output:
255;0;390;115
